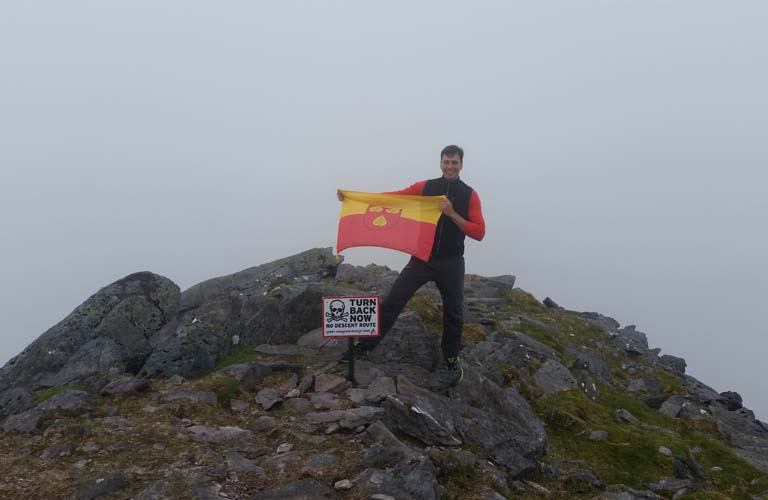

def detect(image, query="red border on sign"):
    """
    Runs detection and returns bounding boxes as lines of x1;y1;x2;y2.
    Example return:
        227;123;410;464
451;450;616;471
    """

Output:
322;295;381;338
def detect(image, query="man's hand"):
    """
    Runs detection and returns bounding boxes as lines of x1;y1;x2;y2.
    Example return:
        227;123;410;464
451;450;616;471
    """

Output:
440;198;456;217
440;197;469;232
337;190;344;202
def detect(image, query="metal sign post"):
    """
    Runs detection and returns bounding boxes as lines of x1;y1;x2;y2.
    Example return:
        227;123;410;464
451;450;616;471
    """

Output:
322;296;380;386
347;338;357;386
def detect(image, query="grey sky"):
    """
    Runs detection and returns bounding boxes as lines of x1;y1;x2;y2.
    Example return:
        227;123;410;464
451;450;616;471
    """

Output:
1;2;766;418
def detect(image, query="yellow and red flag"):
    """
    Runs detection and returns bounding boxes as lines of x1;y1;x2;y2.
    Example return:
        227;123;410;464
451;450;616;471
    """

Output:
336;190;445;261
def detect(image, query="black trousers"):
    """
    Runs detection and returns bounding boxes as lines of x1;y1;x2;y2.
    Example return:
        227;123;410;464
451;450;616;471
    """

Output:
362;255;465;358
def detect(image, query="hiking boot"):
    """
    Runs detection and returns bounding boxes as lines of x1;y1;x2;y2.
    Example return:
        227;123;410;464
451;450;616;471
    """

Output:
445;356;464;387
427;356;464;390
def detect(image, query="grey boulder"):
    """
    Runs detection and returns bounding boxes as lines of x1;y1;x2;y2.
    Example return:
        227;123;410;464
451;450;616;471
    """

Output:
385;373;547;477
251;478;339;499
0;272;179;415
99;376;150;396
73;472;127;500
613;325;649;356
353;456;443;500
566;344;613;383
577;311;620;332
533;359;577;395
660;354;687;374
140;248;340;379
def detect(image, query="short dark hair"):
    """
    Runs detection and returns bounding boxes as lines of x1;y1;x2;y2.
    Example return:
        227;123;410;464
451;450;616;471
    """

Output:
440;145;464;161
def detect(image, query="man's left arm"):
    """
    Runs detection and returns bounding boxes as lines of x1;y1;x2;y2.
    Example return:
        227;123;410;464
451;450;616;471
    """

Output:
440;191;486;241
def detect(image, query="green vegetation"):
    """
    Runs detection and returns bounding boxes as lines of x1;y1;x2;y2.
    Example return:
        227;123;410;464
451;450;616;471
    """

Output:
267;276;294;290
534;388;766;497
650;365;688;395
515;322;566;354
399;280;767;497
33;385;88;405
500;288;548;316
406;293;443;334
213;344;263;370
494;362;538;401
462;323;487;346
207;375;240;408
434;450;513;500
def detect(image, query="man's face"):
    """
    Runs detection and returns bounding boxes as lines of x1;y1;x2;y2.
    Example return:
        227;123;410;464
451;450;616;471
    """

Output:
440;153;463;181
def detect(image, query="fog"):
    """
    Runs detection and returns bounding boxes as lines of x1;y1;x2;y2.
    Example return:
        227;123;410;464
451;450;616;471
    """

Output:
1;2;766;418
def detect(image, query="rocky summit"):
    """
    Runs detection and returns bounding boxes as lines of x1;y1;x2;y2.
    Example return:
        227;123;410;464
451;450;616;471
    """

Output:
1;248;767;499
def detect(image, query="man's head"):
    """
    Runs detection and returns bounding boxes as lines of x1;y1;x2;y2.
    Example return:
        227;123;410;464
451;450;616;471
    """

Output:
440;145;464;181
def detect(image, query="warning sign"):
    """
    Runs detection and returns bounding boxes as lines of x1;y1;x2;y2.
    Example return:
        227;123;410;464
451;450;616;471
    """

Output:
322;296;380;338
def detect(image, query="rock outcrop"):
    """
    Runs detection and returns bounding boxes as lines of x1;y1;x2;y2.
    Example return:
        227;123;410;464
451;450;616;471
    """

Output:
0;272;179;416
0;247;766;499
140;248;342;378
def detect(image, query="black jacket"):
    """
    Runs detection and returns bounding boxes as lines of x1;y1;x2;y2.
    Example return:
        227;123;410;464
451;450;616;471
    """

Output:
422;177;474;259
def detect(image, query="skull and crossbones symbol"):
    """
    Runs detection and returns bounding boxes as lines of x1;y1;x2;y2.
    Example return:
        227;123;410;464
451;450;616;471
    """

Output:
326;299;350;322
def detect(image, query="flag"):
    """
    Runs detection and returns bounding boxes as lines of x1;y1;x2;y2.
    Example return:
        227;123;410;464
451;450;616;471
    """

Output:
336;190;445;261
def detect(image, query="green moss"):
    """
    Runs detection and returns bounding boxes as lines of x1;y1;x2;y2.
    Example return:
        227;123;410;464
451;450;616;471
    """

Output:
488;479;513;498
433;451;493;500
688;490;768;500
516;322;566;354
207;375;240;408
334;280;370;291
165;481;192;498
501;288;548;316
534;388;766;497
495;362;520;385
434;452;475;480
526;358;543;373
690;436;767;493
538;407;658;483
214;345;262;370
462;324;487;346
493;362;539;401
649;366;687;395
267;276;294;290
33;385;88;405
405;294;442;334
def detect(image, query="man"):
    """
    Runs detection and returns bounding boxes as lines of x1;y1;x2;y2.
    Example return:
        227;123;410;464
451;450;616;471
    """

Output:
338;145;485;386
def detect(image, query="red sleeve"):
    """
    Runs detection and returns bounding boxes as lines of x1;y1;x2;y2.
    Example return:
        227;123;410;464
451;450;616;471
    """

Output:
384;180;426;195
464;191;485;241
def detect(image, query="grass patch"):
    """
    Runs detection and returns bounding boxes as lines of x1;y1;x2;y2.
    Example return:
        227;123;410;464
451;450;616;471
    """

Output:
406;294;442;334
267;276;294;289
33;385;88;405
649;366;687;395
536;390;670;485
462;324;487;346
332;280;370;291
500;288;548;316
493;362;538;401
214;345;263;370
515;322;566;354
534;388;766;497
207;375;241;408
506;312;613;360
434;452;508;500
